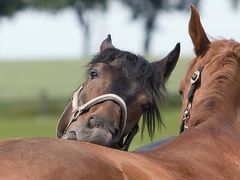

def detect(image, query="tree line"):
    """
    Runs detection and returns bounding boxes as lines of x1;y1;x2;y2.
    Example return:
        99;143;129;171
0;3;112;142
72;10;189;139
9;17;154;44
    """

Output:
0;0;238;55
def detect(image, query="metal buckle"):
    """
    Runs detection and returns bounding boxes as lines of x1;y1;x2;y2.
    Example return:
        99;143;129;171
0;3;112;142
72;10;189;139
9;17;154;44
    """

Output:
73;109;82;120
183;109;189;120
182;103;191;130
190;70;200;84
184;124;189;130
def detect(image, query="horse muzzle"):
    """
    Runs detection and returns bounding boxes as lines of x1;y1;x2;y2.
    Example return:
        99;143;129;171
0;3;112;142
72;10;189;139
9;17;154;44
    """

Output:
62;115;118;147
58;92;127;147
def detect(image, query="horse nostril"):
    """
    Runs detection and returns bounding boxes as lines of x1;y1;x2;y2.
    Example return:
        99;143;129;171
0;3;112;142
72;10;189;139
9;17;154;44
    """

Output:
62;131;77;140
87;116;118;137
88;117;99;129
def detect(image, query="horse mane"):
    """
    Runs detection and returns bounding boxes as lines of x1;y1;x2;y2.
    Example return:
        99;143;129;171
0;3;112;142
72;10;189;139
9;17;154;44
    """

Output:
190;39;240;125
87;48;165;140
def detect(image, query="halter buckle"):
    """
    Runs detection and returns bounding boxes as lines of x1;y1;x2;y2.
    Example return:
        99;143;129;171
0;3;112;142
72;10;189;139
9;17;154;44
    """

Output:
190;70;200;84
184;124;189;130
72;108;83;120
183;109;189;119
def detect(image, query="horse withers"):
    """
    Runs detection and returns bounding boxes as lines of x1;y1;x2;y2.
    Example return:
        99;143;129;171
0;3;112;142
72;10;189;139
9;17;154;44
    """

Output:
57;35;180;150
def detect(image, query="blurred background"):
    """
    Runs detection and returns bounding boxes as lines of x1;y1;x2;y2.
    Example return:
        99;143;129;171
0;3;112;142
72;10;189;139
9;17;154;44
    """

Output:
0;0;239;150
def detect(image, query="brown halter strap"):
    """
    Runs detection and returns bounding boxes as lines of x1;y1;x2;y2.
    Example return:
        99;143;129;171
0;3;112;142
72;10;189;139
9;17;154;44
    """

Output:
180;66;203;133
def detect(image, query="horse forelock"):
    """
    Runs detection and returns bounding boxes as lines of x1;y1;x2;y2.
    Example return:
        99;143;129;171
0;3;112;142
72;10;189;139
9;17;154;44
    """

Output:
88;48;165;140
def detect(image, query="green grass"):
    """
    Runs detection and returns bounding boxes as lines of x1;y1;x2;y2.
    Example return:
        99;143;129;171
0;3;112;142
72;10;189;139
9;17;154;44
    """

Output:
0;60;86;100
0;115;57;139
130;106;181;150
0;58;189;149
166;58;188;94
0;106;181;150
0;59;188;100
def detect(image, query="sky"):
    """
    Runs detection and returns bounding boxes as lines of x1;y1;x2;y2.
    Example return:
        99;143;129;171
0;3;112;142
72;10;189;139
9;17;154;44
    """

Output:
0;0;239;61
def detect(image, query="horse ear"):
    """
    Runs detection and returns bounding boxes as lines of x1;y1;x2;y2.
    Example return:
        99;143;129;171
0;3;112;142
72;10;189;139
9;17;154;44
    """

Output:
56;101;72;138
189;5;210;56
100;34;114;52
155;43;180;82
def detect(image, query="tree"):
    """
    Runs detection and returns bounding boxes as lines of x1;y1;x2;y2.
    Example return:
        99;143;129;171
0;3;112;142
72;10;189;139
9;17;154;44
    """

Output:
120;0;200;54
26;0;108;56
231;0;240;9
0;0;26;18
21;0;240;56
0;0;26;45
71;0;107;55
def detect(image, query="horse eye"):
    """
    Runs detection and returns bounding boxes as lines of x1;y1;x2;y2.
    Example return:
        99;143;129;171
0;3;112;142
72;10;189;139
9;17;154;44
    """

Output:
89;70;98;79
143;103;152;112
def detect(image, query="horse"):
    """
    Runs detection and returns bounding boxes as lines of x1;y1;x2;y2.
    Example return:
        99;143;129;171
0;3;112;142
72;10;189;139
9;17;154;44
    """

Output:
56;35;180;150
2;5;240;179
176;5;240;178
0;43;181;179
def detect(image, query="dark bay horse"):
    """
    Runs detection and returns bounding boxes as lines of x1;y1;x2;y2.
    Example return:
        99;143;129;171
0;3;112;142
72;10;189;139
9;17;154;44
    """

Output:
57;35;180;150
1;6;240;179
0;44;181;179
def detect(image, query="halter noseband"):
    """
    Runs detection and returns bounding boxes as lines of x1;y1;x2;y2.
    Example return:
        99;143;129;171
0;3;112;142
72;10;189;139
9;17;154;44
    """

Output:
63;85;138;151
180;66;203;133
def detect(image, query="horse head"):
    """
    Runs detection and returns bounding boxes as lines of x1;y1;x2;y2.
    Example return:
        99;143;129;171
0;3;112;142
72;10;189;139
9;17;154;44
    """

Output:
179;5;240;133
57;35;180;150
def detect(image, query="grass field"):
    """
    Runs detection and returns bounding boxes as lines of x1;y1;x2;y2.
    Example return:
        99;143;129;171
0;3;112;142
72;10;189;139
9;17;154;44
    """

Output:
0;58;189;150
0;106;181;150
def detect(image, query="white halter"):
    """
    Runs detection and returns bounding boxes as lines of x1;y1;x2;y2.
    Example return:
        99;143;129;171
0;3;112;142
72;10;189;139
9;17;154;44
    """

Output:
64;85;127;137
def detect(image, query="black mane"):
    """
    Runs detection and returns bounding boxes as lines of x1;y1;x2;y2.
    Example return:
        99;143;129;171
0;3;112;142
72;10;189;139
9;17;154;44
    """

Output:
88;48;165;140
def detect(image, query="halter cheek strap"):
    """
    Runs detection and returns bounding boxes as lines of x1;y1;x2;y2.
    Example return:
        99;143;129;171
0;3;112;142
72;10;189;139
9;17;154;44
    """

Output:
72;85;84;111
180;66;203;133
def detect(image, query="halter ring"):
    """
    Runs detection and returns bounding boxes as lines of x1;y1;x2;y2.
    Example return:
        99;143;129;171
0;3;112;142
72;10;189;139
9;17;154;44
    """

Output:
191;70;200;84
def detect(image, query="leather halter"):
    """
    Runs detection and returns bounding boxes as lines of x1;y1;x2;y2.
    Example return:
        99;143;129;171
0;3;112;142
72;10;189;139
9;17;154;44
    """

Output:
180;66;203;133
63;85;139;151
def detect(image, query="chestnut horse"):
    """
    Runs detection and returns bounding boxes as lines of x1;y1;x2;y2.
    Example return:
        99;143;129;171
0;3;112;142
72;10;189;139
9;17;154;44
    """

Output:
1;6;240;179
57;35;180;150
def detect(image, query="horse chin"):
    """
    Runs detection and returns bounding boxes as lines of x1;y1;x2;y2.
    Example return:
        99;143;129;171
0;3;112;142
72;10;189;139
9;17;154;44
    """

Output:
63;127;115;147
